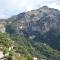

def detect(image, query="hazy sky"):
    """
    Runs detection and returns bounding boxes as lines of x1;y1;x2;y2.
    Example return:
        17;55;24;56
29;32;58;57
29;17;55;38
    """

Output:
0;0;60;19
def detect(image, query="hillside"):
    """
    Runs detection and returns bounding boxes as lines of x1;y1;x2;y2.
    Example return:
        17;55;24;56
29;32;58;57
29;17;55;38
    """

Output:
0;33;32;60
0;32;60;60
11;35;60;60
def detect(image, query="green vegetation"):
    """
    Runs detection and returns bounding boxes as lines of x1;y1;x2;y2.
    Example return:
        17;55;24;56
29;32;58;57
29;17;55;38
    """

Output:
11;35;60;60
0;33;32;60
0;33;12;54
0;32;60;60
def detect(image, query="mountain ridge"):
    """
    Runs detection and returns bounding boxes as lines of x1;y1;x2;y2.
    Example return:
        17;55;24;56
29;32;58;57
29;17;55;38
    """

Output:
5;6;60;35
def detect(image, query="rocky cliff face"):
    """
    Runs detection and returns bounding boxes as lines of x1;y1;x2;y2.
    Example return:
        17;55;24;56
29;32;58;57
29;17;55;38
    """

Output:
6;6;60;35
0;20;6;33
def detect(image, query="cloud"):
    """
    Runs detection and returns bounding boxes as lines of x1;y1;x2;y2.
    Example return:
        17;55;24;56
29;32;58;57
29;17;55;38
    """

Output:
0;0;60;18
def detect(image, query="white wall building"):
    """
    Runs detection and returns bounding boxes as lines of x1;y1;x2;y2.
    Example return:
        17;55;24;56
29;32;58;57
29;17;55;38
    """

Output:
0;51;4;59
32;57;38;60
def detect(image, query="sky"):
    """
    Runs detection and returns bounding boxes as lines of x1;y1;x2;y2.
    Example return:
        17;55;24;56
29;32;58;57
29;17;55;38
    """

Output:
0;0;60;19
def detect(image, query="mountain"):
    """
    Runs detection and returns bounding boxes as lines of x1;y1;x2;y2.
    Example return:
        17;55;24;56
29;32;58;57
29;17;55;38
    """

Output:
0;6;60;60
5;6;60;51
6;6;60;35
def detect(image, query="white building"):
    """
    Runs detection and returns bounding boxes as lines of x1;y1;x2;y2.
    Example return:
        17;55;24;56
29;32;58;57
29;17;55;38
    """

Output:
32;57;38;60
0;51;4;59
